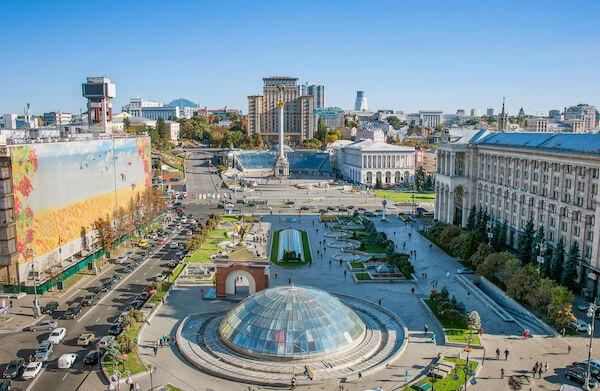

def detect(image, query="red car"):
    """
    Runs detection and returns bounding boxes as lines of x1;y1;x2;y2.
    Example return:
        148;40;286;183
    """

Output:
157;239;165;245
168;261;178;268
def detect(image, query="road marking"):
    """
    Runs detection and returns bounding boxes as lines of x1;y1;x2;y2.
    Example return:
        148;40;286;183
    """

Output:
62;372;69;380
25;365;45;391
95;316;101;322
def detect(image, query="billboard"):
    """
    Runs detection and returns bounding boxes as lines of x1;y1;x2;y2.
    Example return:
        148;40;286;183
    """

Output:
10;136;151;265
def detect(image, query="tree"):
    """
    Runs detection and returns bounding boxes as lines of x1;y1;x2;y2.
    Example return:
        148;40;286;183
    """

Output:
469;243;493;268
466;206;477;231
467;311;481;331
506;264;539;302
517;218;535;264
424;175;433;191
477;252;507;280
386;116;406;129
105;338;121;366
528;278;556;310
123;117;131;131
250;132;263;148
562;242;580;290
157;118;169;142
375;177;382;189
317;118;328;142
548;285;576;326
439;225;461;249
549;238;565;283
497;221;508;251
460;230;484;260
94;215;115;252
415;167;426;192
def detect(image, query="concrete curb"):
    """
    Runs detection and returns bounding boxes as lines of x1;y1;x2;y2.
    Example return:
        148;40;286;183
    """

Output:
418;297;484;350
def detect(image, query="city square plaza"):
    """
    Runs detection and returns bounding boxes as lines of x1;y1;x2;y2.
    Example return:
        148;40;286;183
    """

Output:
127;186;595;391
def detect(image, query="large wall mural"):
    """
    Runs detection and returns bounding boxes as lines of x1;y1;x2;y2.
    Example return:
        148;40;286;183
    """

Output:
10;136;151;264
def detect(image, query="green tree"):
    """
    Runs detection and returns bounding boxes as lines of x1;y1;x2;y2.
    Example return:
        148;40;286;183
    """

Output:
317;118;328;142
497;221;508;251
466;206;477;231
506;263;539;302
415;167;426;192
375;177;382;189
123;117;131;130
561;242;580;290
469;243;493;268
424;175;433;191
460;230;484;260
347;119;358;128
439;225;461;250
517;218;535;264
250;132;263;148
548;285;576;326
157;117;169;142
549;239;565;283
386;116;405;129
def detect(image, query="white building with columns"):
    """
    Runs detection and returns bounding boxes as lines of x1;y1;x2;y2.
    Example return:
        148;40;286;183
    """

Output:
436;130;600;298
339;140;415;185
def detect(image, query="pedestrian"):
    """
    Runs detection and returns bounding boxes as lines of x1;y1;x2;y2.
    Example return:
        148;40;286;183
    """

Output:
424;324;429;334
289;277;291;284
504;349;509;361
339;259;342;266
538;365;543;378
500;368;504;379
275;272;278;279
378;298;382;306
568;345;572;354
561;328;566;337
28;354;33;363
291;375;296;389
544;362;549;373
429;243;432;249
344;270;347;277
431;333;436;343
358;371;362;382
163;335;167;344
329;259;332;265
9;299;12;308
167;335;171;344
153;346;157;356
479;327;484;336
446;271;450;278
496;348;500;360
531;364;537;378
160;338;163;347
411;287;415;295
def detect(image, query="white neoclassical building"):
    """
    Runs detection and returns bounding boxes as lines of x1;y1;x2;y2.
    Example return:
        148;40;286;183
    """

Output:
339;140;415;185
436;130;600;297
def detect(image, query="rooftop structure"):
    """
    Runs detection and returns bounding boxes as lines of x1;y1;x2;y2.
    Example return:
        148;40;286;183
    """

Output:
354;91;368;111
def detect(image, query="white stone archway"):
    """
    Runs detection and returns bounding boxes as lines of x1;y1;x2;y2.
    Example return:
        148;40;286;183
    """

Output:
225;269;256;295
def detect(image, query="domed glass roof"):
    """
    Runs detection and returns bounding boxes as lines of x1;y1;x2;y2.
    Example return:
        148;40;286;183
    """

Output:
219;286;366;360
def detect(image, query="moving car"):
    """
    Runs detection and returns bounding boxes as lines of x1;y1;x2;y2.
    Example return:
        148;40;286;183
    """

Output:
124;264;135;273
568;319;590;333
128;300;144;311
81;294;96;306
457;267;474;274
40;301;59;315
83;351;99;365
57;353;78;369
169;242;179;249
108;324;123;335
24;321;58;332
111;273;121;283
364;211;376;217
77;333;95;346
2;359;25;379
98;335;115;349
155;274;168;282
138;292;151;302
357;207;366;212
64;303;82;319
47;327;67;344
565;366;598;387
35;344;53;362
138;239;147;248
157;239;165;245
21;362;42;380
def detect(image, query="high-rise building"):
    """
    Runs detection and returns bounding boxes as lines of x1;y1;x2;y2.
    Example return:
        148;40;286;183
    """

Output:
43;111;72;126
1;114;17;129
486;108;494;117
470;108;482;117
247;77;315;144
299;83;325;109
82;77;116;131
565;104;598;132
354;91;368;111
315;107;344;130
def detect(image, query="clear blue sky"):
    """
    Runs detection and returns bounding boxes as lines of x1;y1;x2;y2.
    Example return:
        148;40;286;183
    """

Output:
2;0;599;116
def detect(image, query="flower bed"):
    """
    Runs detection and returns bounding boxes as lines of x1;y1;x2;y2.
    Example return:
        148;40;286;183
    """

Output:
320;216;337;222
355;273;372;280
349;261;365;270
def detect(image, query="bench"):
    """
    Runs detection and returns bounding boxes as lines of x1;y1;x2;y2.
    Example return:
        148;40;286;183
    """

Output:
305;365;314;380
412;381;433;391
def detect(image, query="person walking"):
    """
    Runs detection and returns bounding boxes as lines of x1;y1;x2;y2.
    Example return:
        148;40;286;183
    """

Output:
496;348;500;360
501;368;505;379
411;287;415;295
153;345;158;357
544;362;549;373
561;328;566;337
424;324;429;334
378;298;382;306
358;371;362;382
344;270;347;277
568;345;572;354
504;349;509;361
431;333;436;343
275;272;278;279
532;363;538;378
538;365;543;378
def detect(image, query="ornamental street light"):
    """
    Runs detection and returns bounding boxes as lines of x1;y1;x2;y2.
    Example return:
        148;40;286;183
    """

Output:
536;240;547;275
586;299;597;390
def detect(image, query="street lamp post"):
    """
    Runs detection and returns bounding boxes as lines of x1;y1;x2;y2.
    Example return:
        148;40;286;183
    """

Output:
453;347;475;390
27;249;40;317
486;221;493;246
586;300;597;390
536;240;547;276
148;364;154;391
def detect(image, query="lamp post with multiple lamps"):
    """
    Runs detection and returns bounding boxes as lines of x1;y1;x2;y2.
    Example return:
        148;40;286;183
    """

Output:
486;221;493;245
536;240;547;275
453;345;475;390
586;300;597;390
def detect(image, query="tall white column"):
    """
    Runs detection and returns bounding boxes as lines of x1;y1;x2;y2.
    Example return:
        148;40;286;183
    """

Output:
278;102;284;156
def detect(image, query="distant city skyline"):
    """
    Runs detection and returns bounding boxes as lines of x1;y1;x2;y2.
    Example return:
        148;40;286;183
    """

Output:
1;0;599;116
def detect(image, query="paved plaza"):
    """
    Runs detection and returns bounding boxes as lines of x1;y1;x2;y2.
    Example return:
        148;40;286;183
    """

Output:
126;214;592;391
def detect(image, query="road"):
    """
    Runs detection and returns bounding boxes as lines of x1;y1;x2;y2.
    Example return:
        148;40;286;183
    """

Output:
184;151;228;199
0;221;195;391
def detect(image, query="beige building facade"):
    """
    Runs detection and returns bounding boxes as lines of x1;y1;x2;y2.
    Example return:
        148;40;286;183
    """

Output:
435;130;600;297
247;77;314;144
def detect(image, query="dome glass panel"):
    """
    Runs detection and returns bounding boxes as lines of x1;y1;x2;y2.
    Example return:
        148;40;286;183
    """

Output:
219;286;366;360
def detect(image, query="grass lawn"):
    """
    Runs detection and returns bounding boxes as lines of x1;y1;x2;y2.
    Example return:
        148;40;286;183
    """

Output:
44;272;84;297
375;190;435;203
270;230;311;268
350;262;365;269
418;357;478;391
166;386;182;391
104;321;146;375
355;273;372;280
220;215;241;221
186;230;228;262
424;300;481;345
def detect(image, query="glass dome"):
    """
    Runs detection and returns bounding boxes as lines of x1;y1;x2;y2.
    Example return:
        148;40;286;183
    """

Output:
219;286;366;360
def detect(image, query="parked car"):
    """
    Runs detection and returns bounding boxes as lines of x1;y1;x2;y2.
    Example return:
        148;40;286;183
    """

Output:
457;267;474;274
124;264;135;273
81;294;96;306
21;362;43;380
108;324;123;336
57;353;78;369
83;351;99;365
169;242;179;249
63;304;82;319
327;206;336;211
34;344;53;362
357;207;366;212
319;209;328;214
24;321;58;332
111;273;121;283
570;362;600;380
98;336;115;349
77;333;95;346
586;360;600;372
138;292;151;302
40;301;59;315
565;366;598;387
568;319;591;333
155;274;168;282
100;281;112;292
2;359;25;379
364;211;376;217
47;327;67;344
117;310;130;323
129;300;144;311
168;261;178;268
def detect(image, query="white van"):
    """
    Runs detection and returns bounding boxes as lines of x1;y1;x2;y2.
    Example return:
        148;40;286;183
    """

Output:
58;353;78;369
98;335;115;349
